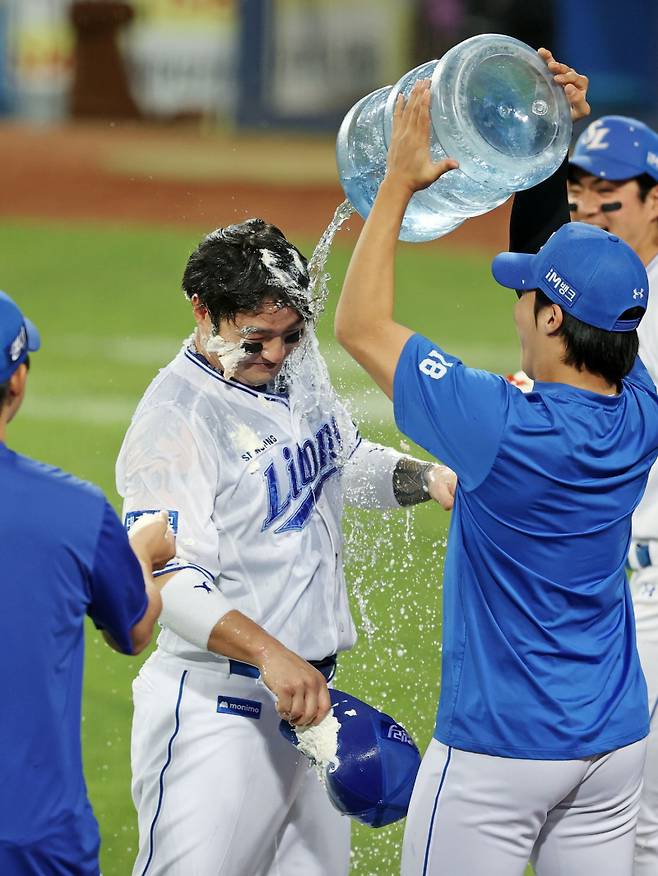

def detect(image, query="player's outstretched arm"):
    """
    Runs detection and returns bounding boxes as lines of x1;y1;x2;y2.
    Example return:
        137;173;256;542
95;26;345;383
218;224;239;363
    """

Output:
341;439;455;510
126;511;174;653
335;81;458;399
425;464;457;510
99;511;174;655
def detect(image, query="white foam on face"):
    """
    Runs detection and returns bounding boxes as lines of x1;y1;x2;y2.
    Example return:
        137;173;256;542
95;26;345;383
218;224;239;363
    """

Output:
205;333;248;380
294;711;341;787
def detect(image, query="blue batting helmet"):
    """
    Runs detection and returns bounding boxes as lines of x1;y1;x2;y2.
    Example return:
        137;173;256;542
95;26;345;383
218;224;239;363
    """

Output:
280;688;421;828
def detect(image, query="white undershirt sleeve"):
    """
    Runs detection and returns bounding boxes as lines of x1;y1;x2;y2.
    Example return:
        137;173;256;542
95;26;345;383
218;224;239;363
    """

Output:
341;439;405;509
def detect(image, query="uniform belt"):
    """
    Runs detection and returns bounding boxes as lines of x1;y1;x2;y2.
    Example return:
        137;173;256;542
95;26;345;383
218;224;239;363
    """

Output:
228;654;337;683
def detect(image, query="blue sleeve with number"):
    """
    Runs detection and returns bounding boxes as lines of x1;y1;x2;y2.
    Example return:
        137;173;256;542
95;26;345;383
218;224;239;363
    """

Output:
393;334;509;490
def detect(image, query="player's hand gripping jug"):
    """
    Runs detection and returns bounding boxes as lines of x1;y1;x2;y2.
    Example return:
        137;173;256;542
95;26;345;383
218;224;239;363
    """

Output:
336;34;572;242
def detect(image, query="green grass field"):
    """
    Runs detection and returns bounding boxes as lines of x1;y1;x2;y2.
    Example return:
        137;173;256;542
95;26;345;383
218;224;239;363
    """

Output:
2;218;522;875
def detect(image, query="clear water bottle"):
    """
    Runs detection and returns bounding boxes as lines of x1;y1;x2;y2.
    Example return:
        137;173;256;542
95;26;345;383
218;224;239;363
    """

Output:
336;34;572;242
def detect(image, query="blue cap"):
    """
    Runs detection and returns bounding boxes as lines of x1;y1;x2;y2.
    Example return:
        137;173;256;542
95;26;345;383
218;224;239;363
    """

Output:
0;291;40;383
279;688;421;828
491;222;648;332
570;116;658;182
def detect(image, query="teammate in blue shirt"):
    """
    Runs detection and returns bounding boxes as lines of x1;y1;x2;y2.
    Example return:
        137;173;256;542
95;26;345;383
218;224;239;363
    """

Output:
335;58;658;876
0;290;172;875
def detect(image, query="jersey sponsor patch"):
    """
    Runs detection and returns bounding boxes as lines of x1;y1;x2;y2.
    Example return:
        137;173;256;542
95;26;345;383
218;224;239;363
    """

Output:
381;720;415;747
216;695;262;720
124;509;179;534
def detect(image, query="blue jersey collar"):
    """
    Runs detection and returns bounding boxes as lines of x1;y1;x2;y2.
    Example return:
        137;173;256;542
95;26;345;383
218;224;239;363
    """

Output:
530;380;623;407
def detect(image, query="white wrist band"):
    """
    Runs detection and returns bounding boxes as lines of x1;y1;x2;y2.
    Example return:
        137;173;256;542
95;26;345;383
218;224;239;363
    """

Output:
158;567;232;650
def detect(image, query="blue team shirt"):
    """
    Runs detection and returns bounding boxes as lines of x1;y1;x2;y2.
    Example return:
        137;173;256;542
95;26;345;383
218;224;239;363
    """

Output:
0;445;148;873
394;334;658;759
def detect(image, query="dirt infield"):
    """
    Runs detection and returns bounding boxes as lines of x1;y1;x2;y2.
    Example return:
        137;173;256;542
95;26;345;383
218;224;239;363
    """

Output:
0;119;510;252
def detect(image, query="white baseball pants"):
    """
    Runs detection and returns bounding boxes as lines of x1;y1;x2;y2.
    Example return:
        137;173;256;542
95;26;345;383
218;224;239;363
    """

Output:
130;650;350;876
633;577;658;876
401;737;646;876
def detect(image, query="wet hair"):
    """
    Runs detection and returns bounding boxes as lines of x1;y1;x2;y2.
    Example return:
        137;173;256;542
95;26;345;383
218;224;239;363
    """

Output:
182;218;312;328
533;290;641;385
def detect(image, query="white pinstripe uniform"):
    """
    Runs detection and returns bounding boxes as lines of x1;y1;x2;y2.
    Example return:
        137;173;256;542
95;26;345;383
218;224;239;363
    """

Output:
117;341;407;876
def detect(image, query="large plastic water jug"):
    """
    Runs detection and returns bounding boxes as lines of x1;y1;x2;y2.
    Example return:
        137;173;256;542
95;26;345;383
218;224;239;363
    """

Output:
336;34;572;242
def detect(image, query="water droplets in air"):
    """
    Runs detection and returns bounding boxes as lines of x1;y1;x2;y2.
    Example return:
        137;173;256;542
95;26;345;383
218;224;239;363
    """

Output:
274;199;446;876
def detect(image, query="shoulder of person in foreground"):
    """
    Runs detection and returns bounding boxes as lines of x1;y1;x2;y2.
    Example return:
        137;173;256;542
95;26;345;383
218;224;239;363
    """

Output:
8;452;168;656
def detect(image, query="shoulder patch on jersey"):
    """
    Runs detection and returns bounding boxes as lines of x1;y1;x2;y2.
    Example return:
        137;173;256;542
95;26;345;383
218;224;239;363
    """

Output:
124;509;179;534
216;695;262;720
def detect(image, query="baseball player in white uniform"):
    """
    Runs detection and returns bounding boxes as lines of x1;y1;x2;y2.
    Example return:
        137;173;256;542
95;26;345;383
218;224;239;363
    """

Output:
568;115;658;876
117;219;453;876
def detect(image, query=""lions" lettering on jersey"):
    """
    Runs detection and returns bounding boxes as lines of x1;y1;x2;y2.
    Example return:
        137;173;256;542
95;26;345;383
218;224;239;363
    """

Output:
262;417;343;533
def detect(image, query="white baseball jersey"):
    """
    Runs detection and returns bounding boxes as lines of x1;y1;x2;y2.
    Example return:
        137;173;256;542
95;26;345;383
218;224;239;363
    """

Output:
116;342;401;666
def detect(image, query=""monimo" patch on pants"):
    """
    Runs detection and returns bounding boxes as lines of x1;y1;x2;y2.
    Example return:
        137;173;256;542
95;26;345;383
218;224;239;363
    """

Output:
216;695;262;719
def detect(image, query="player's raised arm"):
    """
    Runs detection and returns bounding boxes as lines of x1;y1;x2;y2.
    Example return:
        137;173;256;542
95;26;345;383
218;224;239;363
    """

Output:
334;81;458;399
510;49;590;256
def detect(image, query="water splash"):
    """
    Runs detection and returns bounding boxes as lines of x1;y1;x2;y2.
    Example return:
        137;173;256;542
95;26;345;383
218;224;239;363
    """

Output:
307;199;355;319
274;200;356;463
271;201;445;875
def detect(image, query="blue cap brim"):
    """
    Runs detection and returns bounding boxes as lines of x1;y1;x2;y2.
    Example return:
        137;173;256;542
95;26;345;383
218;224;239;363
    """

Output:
491;251;536;292
24;317;40;353
569;153;656;182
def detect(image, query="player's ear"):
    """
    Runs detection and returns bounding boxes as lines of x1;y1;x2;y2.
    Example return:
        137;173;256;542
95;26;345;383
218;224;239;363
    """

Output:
191;294;209;325
646;183;658;223
4;364;29;423
9;363;28;393
540;301;564;336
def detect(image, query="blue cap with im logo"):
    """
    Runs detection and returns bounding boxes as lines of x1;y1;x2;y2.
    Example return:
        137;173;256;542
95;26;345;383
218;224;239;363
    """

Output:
0;291;40;383
491;222;648;332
